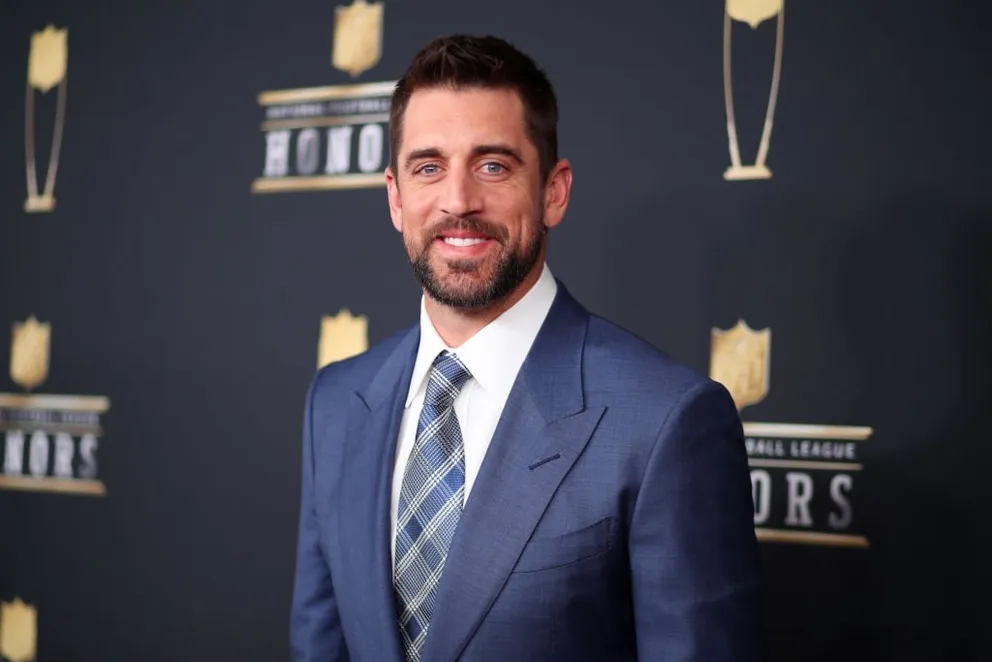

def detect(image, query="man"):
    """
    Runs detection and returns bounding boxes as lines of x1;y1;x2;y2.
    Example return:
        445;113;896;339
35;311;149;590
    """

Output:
290;34;765;661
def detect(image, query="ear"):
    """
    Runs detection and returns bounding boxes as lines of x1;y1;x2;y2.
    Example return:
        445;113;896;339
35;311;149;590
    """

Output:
385;165;403;232
542;158;572;230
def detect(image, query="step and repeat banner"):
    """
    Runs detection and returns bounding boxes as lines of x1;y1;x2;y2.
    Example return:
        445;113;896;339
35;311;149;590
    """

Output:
1;1;987;660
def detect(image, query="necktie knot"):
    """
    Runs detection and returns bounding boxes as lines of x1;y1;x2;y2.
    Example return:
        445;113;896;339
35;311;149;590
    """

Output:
423;351;472;409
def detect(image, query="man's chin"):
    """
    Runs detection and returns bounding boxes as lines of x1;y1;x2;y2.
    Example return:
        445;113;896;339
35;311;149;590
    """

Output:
430;279;491;304
411;242;539;310
417;271;502;309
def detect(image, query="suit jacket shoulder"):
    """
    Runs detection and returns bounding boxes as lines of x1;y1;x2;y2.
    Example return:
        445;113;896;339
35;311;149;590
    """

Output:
582;312;728;438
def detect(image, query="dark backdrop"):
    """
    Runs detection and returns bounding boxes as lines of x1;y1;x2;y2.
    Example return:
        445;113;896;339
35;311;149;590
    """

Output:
1;1;989;660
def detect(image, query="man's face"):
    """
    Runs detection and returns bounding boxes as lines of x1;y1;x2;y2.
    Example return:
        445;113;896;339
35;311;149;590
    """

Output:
386;86;567;310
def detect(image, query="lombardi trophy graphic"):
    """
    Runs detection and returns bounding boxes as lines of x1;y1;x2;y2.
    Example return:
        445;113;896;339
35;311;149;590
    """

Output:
25;24;69;212
723;0;784;181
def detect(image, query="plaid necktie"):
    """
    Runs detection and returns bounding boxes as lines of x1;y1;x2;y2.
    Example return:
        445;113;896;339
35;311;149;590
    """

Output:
394;350;472;661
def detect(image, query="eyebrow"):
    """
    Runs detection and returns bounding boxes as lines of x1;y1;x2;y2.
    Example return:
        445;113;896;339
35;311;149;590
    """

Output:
404;148;442;171
404;143;525;171
472;144;524;165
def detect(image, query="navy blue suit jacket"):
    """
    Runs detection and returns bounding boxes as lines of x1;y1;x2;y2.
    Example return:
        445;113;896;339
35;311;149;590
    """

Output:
290;281;766;661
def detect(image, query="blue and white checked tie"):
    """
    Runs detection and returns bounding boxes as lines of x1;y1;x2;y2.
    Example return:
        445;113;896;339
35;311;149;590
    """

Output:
394;350;472;661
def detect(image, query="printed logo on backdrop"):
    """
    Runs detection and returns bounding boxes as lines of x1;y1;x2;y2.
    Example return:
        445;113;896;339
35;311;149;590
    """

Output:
0;598;37;662
722;0;784;181
253;0;395;194
318;309;369;369
0;317;111;497
710;320;873;548
24;24;69;212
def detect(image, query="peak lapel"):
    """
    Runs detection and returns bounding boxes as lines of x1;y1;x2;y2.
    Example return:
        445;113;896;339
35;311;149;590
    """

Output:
336;327;419;662
420;283;607;661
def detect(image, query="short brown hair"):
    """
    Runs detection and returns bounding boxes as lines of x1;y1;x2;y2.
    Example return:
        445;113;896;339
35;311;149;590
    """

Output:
388;35;559;182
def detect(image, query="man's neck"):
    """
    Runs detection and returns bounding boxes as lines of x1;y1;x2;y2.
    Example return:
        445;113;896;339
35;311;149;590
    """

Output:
424;263;544;348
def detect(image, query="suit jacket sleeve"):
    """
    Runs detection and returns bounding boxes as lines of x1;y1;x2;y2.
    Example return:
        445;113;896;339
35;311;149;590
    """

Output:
629;380;767;660
290;373;350;661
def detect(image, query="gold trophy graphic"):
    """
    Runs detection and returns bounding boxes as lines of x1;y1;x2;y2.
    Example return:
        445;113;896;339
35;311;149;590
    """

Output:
722;0;784;181
25;24;69;213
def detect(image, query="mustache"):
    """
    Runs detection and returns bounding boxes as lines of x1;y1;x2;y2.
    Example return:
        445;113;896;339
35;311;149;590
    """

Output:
426;216;509;241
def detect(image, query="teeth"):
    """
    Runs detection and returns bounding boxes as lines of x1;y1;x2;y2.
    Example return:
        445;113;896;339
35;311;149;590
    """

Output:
443;237;486;246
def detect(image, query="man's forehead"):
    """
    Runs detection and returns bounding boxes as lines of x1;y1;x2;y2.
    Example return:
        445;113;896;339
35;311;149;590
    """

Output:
403;88;524;130
400;87;528;153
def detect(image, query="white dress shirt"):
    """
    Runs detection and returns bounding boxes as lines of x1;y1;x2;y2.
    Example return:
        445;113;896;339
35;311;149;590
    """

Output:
390;262;558;558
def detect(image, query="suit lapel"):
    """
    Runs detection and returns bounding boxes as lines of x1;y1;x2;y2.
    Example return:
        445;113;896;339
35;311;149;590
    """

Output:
420;283;606;661
336;327;419;662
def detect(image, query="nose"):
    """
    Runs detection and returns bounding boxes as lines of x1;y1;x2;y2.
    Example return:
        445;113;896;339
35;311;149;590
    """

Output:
438;166;482;218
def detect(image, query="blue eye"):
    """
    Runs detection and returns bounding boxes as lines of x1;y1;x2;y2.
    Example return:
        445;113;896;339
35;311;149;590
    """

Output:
482;162;505;174
416;164;439;175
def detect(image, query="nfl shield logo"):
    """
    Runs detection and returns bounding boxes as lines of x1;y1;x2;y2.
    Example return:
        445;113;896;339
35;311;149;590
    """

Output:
332;0;384;78
318;308;369;369
0;598;37;662
710;319;771;411
10;316;50;392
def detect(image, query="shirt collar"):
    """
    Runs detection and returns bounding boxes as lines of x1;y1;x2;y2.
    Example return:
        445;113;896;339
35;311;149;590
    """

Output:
404;262;558;407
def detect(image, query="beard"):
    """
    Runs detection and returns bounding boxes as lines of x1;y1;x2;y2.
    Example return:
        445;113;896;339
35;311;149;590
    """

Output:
406;213;546;310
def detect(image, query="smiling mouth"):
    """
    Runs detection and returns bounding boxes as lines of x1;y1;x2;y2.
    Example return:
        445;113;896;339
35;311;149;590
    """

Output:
441;236;489;247
430;231;499;260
